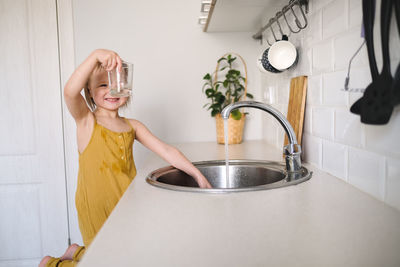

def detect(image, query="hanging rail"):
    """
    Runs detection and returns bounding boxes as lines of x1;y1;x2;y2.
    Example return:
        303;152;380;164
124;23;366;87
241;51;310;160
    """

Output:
252;0;309;40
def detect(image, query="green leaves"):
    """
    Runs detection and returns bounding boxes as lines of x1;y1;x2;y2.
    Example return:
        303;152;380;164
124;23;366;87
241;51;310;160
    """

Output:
205;88;214;97
203;73;211;80
202;54;251;117
215;92;225;104
211;109;220;117
231;109;242;120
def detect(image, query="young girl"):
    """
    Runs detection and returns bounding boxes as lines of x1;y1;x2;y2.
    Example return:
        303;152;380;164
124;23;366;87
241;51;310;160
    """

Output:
39;49;212;267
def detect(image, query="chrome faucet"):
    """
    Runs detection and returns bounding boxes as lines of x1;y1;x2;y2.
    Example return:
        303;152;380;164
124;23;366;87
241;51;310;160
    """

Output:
221;101;302;172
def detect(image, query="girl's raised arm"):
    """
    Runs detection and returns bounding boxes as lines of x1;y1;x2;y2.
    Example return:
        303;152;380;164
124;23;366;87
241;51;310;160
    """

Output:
64;49;122;122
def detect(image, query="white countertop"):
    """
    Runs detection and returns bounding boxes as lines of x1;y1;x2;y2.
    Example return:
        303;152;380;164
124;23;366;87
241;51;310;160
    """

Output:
78;141;400;267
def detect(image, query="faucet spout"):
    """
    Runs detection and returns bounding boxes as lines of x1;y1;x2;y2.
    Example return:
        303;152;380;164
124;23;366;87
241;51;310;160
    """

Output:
221;101;302;172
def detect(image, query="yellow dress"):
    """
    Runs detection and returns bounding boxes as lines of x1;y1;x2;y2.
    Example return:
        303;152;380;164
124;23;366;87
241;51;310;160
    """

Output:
76;117;137;246
46;117;136;267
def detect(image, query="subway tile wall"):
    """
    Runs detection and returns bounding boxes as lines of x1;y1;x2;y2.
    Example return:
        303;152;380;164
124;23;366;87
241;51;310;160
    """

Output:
260;0;400;210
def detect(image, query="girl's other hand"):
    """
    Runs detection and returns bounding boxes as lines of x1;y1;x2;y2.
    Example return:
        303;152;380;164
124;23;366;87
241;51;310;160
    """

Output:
195;174;212;189
93;49;122;72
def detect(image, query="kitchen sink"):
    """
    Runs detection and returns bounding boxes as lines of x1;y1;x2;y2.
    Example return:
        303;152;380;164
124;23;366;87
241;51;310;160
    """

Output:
146;160;312;193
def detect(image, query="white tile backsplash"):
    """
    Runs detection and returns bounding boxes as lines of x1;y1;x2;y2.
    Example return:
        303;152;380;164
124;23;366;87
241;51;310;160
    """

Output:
386;158;400;210
307;75;322;105
304;106;312;134
260;0;400;210
295;45;313;76
302;133;322;167
312;107;334;139
263;85;276;104
364;111;400;158
322;140;348;180
262;115;278;147
333;28;368;70
348;147;385;200
322;71;348;106
276;82;291;105
334;108;364;147
312;40;334;74
304;10;322;45
348;0;363;28
322;0;348;39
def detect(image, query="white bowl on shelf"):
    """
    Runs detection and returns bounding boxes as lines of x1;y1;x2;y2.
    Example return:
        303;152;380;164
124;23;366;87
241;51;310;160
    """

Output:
268;39;297;70
257;49;282;74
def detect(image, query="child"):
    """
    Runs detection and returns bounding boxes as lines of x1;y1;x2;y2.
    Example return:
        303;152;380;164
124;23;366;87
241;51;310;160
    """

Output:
39;49;212;267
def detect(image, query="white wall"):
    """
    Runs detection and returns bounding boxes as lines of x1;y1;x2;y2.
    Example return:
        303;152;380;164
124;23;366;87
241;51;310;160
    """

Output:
259;0;400;210
72;0;262;169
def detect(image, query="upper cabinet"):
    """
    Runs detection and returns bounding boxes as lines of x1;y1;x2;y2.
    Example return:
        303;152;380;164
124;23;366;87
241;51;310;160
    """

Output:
200;0;309;40
201;0;282;32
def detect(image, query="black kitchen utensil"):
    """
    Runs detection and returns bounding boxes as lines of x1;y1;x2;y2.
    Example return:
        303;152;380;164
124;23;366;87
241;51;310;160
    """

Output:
350;0;379;115
391;0;400;106
360;0;394;124
393;66;400;105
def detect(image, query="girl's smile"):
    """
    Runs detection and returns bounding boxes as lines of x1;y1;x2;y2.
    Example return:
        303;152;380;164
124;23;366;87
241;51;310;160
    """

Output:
104;97;120;103
98;93;127;110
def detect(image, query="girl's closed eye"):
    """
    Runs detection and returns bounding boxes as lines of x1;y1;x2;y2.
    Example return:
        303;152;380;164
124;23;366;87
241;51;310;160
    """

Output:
99;83;108;88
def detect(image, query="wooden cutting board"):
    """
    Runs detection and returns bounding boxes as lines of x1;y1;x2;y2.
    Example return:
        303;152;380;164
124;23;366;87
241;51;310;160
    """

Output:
284;76;308;147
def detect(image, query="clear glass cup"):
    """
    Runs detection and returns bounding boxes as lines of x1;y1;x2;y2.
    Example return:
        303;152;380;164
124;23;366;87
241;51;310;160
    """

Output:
108;61;133;97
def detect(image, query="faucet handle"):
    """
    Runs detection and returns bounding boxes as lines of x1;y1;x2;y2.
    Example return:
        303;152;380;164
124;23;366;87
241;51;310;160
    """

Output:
283;143;302;173
283;143;302;155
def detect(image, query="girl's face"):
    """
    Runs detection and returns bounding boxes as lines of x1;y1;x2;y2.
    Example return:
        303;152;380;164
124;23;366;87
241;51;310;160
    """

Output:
88;68;128;111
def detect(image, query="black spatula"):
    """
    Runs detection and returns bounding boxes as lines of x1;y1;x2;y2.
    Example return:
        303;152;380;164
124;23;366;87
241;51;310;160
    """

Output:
393;66;400;105
360;0;394;124
350;0;379;115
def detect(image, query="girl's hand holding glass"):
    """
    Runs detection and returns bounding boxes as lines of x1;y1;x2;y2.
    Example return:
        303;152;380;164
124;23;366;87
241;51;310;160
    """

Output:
94;49;122;72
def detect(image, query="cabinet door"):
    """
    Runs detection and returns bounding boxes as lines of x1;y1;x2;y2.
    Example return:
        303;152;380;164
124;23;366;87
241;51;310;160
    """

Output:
0;0;68;266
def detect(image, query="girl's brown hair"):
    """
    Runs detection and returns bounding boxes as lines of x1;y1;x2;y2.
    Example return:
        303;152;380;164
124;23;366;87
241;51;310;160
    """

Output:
83;85;96;111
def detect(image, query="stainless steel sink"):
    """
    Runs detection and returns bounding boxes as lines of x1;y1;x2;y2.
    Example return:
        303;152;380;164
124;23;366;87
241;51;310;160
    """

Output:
146;101;313;193
146;160;312;193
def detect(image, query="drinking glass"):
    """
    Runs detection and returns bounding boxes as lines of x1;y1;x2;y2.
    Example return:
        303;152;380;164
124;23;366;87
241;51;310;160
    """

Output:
108;61;133;97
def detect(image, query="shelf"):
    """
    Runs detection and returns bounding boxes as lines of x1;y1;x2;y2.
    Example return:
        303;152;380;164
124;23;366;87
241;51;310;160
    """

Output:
204;0;281;32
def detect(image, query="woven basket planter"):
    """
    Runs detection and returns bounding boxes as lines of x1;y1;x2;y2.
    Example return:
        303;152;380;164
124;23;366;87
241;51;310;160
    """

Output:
215;113;245;144
213;52;248;145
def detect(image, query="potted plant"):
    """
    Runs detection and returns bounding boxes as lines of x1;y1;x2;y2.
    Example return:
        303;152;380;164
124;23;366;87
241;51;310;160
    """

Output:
202;53;253;144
